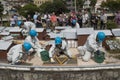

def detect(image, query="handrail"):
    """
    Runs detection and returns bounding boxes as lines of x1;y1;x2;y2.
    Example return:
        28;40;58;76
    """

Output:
0;63;120;71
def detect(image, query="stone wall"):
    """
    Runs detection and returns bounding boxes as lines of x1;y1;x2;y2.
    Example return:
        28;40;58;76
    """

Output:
0;64;120;80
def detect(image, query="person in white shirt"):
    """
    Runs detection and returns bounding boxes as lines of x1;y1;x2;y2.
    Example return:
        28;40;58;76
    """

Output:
82;11;89;27
44;13;51;29
77;32;106;61
100;11;107;29
33;12;38;24
7;42;32;65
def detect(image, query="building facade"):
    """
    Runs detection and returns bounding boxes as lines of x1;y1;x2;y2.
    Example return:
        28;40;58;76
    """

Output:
7;0;29;6
34;0;53;6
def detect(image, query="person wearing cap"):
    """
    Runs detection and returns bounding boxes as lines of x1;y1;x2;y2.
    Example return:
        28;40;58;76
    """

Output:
7;42;32;65
24;29;45;58
49;37;72;62
18;19;36;36
71;19;80;28
77;32;106;62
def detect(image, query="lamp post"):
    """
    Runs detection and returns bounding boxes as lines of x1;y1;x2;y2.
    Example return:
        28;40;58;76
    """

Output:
74;0;77;12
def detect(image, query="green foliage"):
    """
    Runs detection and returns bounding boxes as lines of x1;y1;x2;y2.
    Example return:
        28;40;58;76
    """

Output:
90;0;97;7
54;0;68;14
39;2;54;13
101;1;106;8
0;2;4;17
18;3;39;18
101;0;120;12
3;21;10;27
76;0;84;10
106;20;118;29
39;0;68;14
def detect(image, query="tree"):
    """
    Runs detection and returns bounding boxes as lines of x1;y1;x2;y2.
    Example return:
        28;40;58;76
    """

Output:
0;2;4;25
101;0;120;12
71;0;84;11
76;0;84;11
90;0;97;7
39;2;54;13
90;0;97;12
18;3;39;18
53;0;68;14
39;0;68;15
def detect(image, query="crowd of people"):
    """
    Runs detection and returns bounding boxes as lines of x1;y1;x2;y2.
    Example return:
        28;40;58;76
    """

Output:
9;10;120;30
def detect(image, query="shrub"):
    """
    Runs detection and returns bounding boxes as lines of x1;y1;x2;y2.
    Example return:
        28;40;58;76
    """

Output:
106;20;118;29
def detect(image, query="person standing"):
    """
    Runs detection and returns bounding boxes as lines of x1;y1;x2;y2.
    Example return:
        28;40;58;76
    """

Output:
36;15;43;28
115;10;120;28
44;13;51;29
91;13;98;29
50;12;57;31
82;11;89;27
100;11;107;29
10;15;16;27
13;14;18;26
33;12;38;24
77;11;83;28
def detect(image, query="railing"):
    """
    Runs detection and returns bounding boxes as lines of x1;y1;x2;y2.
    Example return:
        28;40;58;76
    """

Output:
0;63;120;71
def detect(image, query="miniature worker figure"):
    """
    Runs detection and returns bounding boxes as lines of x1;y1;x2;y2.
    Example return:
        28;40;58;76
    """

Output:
77;32;106;62
7;42;32;65
49;37;72;62
71;19;80;28
24;29;45;57
18;19;36;35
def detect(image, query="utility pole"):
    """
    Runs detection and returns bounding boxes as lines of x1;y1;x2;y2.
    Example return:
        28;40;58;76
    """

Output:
75;0;77;12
